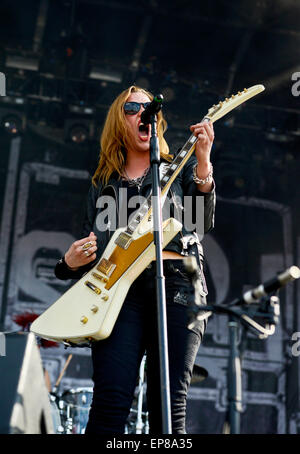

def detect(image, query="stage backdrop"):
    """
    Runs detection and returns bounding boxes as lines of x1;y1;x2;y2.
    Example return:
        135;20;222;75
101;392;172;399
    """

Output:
1;126;299;434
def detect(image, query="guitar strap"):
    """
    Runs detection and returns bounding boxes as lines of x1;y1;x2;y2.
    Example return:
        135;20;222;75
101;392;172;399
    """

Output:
180;233;208;297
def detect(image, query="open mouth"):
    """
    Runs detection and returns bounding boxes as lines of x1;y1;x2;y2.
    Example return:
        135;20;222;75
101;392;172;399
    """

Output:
136;122;151;142
138;123;149;135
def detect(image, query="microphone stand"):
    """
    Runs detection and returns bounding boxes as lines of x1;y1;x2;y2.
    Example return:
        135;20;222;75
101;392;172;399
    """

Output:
149;108;172;434
186;273;282;434
227;314;243;434
185;264;300;433
227;294;282;433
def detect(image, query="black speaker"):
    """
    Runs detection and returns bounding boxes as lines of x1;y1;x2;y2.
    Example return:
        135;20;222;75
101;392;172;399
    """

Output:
0;332;54;434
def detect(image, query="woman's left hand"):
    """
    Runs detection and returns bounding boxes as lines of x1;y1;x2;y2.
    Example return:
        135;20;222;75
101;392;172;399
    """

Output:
190;120;215;192
190;120;214;166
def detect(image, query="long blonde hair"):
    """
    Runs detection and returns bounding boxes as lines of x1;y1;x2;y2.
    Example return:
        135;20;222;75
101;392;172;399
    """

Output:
92;85;171;186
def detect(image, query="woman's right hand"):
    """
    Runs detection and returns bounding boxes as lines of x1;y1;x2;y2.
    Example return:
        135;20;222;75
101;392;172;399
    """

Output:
64;231;98;270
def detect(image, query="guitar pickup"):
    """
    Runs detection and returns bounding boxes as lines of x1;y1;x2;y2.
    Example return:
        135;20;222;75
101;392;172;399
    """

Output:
114;231;133;250
96;258;116;277
92;272;108;283
85;281;101;295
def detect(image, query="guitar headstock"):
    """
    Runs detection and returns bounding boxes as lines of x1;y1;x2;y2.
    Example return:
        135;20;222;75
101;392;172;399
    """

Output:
205;84;265;123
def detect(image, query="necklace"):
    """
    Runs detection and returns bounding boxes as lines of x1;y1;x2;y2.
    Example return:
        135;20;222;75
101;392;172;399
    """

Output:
122;166;150;190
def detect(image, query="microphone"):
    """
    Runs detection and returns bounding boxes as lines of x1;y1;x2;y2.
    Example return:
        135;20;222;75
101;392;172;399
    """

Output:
238;266;300;305
141;94;163;125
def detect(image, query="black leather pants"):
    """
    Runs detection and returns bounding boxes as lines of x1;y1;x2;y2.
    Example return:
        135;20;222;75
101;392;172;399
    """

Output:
85;259;206;434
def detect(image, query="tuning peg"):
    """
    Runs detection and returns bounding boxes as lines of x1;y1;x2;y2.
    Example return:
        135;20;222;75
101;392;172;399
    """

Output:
231;94;235;99
238;91;242;95
225;98;229;102
243;88;248;92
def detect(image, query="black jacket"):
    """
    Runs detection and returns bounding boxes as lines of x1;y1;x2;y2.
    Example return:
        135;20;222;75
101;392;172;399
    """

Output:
55;153;216;281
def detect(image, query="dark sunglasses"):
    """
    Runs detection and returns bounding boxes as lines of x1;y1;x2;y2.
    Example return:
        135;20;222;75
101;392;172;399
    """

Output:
123;101;151;115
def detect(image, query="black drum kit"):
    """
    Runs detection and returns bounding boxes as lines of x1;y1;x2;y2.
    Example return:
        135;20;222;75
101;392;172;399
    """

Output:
49;387;93;434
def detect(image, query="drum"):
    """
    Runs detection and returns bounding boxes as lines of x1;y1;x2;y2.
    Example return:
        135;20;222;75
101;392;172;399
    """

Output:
49;393;64;434
59;387;93;434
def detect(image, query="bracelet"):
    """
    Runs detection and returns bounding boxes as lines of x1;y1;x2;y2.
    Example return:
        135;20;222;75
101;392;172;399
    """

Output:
192;163;213;185
58;255;76;271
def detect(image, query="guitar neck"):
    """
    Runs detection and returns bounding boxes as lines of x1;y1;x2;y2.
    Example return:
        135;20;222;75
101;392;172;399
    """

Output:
124;133;198;236
160;131;201;195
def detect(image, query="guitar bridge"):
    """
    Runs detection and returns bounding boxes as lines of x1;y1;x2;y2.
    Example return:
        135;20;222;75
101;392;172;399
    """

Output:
96;258;116;277
114;231;133;250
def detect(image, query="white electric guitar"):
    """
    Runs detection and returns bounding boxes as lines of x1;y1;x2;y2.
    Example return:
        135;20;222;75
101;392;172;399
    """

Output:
31;84;265;346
